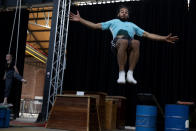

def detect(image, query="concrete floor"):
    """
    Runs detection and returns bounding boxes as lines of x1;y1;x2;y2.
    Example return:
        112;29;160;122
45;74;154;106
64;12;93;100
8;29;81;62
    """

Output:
0;118;135;131
2;118;195;131
0;127;65;131
0;127;134;131
1;125;196;131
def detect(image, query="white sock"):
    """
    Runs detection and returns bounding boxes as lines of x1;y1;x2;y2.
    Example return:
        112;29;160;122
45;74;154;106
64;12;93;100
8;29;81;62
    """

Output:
128;70;133;75
119;70;125;76
126;70;137;84
117;70;126;84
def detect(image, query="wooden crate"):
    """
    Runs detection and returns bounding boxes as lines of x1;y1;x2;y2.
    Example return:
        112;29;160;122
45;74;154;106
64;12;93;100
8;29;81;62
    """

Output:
106;96;126;129
85;92;107;130
46;95;100;131
63;91;107;130
104;98;118;130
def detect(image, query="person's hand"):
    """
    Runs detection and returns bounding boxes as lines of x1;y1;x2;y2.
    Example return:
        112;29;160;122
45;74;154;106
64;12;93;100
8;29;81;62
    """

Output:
70;11;81;22
165;33;179;44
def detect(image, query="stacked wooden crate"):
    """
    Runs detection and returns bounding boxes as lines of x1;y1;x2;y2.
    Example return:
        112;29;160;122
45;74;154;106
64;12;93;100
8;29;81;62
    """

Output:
46;95;99;131
106;96;126;129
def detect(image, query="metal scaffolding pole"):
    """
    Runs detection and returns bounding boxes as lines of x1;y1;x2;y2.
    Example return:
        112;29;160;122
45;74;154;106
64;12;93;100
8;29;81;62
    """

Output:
41;0;71;121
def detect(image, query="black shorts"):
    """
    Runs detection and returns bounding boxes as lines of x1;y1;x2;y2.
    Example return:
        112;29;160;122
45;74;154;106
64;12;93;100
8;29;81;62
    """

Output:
111;36;132;54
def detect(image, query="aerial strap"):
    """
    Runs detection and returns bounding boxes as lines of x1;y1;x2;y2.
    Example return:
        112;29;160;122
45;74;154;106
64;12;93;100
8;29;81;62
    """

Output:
15;0;22;65
8;0;19;54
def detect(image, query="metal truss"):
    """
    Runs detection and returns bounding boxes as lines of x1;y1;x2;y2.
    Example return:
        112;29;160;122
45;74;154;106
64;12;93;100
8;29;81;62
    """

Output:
45;0;71;120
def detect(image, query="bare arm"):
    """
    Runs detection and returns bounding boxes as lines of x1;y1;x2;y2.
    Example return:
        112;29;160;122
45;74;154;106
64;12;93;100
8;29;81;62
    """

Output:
70;11;102;30
143;31;179;44
14;66;19;74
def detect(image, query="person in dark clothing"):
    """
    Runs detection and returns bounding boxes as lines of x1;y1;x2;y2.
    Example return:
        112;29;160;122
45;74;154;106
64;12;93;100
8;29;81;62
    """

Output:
2;54;27;105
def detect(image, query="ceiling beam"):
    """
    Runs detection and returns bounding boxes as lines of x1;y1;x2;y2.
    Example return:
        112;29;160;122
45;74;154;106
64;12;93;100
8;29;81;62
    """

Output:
27;40;49;43
29;29;51;32
29;17;52;20
27;28;48;55
37;48;49;50
29;9;53;13
0;1;53;10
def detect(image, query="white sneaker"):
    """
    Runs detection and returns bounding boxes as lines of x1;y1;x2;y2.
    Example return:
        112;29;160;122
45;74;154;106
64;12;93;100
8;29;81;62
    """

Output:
126;70;137;84
117;71;126;84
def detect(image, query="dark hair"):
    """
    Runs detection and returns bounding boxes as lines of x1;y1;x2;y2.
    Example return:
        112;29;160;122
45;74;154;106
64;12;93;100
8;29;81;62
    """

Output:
116;5;130;21
117;5;130;15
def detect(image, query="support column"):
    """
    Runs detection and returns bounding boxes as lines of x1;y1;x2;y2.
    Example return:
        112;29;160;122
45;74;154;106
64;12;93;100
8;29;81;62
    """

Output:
41;0;71;121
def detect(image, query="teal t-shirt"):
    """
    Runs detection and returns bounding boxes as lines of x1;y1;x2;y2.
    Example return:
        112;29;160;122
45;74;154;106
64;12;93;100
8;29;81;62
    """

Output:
101;19;145;39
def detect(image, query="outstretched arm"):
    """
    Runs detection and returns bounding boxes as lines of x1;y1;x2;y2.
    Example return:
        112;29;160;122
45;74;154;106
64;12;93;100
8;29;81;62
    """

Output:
14;66;19;74
143;32;179;44
70;11;102;30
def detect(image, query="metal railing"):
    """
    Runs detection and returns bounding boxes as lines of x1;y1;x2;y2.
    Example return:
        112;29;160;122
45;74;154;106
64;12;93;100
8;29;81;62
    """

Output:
20;98;42;119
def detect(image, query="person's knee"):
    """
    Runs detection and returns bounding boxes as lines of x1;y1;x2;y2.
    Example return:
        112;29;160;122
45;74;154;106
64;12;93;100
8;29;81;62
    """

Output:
117;39;128;50
131;40;140;49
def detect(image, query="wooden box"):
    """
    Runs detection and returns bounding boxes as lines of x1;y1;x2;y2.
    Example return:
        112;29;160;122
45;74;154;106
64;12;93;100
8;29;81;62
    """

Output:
46;95;99;131
85;92;107;130
63;91;107;130
106;96;126;129
104;98;118;130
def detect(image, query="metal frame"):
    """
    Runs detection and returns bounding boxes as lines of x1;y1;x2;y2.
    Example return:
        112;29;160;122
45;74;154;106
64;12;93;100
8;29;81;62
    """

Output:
0;0;53;10
41;0;71;121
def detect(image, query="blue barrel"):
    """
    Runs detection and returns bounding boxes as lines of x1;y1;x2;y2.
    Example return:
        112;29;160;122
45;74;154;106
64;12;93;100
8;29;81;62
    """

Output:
136;105;157;131
0;108;10;128
165;104;189;131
